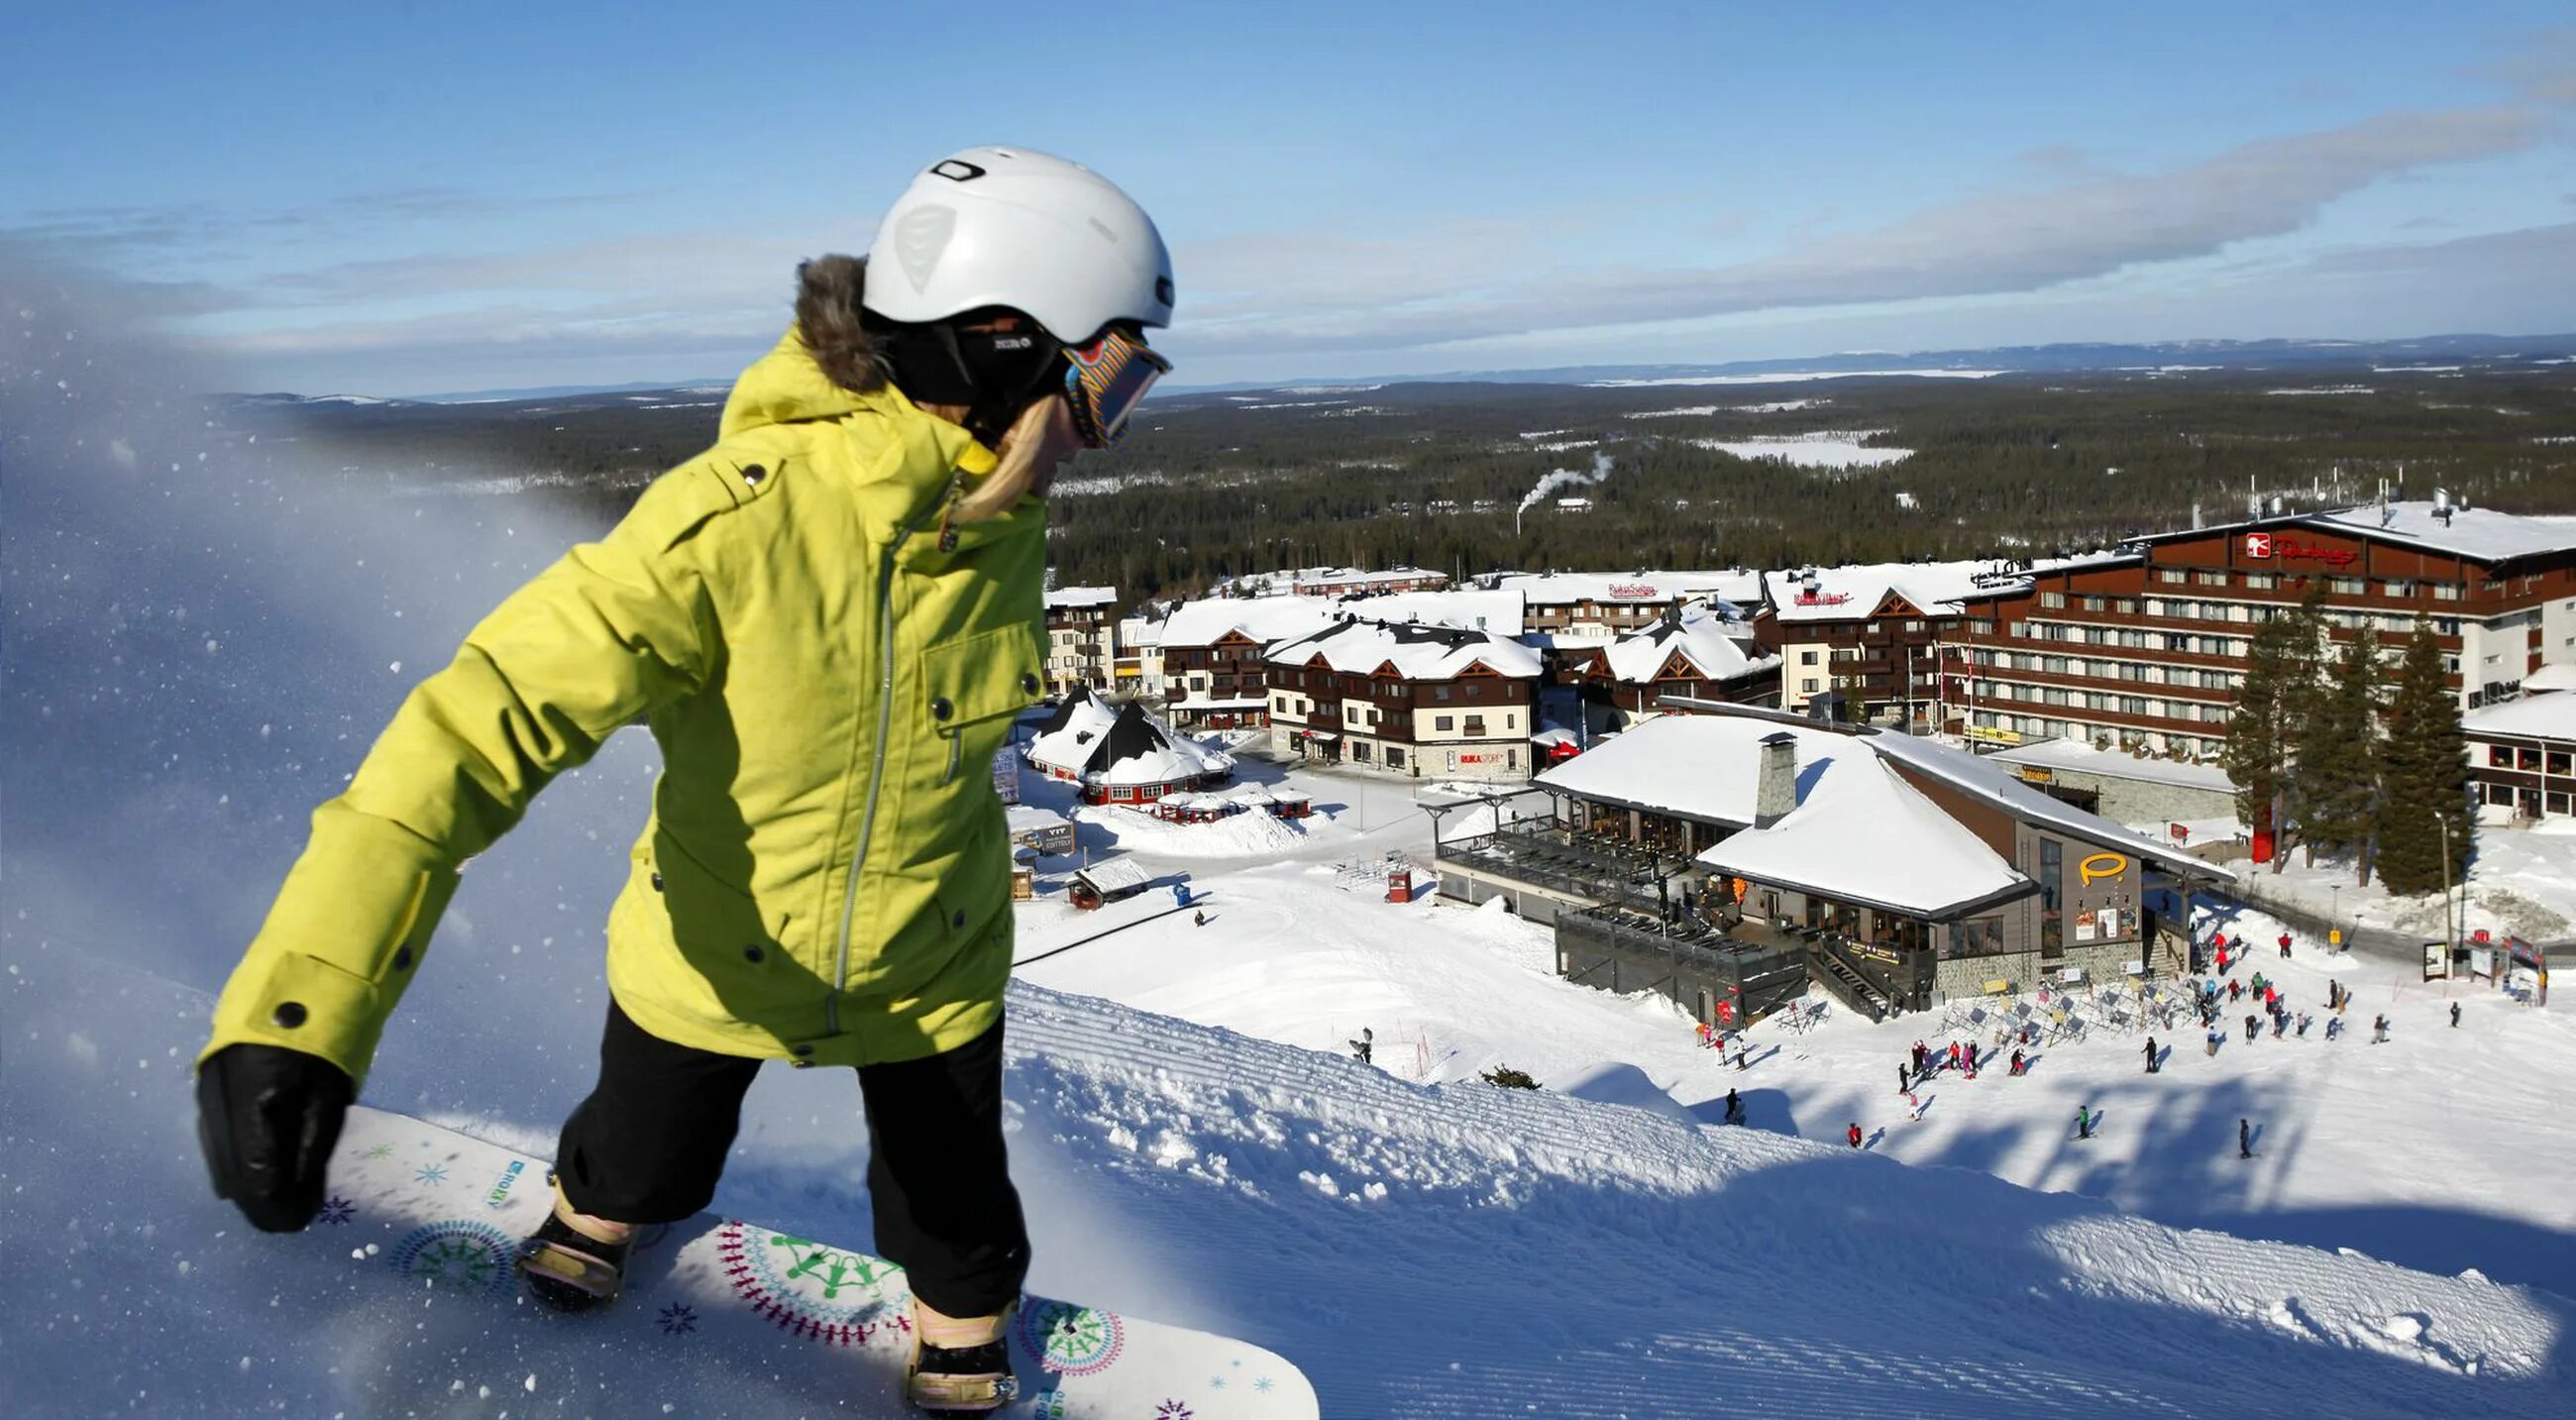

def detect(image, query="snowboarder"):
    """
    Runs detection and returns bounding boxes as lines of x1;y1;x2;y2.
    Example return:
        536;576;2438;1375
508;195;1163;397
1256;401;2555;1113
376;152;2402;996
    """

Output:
2205;1030;2223;1056
2271;1011;2287;1039
1735;1047;1750;1073
2244;1014;2260;1043
1724;1089;1745;1126
2239;1118;2253;1159
2296;1012;2312;1038
2008;1047;2026;1076
2451;1002;2462;1030
2228;979;2243;1004
1848;1123;1864;1148
189;145;1179;1420
2372;1014;2391;1044
2278;930;2294;960
2075;1104;2094;1141
1350;1028;1374;1064
1947;1040;1962;1071
2143;1038;2160;1073
1192;909;1206;928
1905;1091;1925;1123
1897;1061;1909;1094
2325;1016;2343;1041
1698;1022;1716;1050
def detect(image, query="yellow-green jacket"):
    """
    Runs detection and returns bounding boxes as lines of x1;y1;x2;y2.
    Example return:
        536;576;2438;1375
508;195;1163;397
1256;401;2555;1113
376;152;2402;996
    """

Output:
202;332;1047;1084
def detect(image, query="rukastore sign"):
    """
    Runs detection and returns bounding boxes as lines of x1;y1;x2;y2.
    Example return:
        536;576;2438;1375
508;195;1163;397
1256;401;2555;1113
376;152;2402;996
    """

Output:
2241;532;2358;567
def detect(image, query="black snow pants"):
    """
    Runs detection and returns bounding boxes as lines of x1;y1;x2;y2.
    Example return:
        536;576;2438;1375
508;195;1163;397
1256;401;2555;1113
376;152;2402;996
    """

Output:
553;1000;1031;1318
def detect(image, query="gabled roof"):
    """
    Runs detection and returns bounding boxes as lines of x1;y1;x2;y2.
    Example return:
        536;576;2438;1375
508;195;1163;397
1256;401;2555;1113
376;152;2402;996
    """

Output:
1045;586;1121;610
1025;689;1234;787
1600;608;1778;685
1761;561;2026;624
1157;596;1341;651
1263;616;1543;681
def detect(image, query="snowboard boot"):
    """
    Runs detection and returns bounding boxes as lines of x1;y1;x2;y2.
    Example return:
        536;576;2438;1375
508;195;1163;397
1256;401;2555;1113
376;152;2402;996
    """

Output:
516;1190;637;1313
906;1299;1019;1415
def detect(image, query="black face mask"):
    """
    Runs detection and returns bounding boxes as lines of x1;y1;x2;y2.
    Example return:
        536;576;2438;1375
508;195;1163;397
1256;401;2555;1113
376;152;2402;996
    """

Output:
869;312;1066;447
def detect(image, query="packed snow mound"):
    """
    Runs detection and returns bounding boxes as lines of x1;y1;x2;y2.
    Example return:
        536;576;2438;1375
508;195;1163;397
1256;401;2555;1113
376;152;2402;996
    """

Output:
1073;803;1306;857
1554;1060;1696;1122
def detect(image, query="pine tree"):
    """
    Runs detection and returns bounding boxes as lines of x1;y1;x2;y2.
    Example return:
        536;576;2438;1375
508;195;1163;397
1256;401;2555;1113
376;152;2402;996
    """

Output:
2297;634;2383;882
2372;623;2472;898
2222;601;2311;869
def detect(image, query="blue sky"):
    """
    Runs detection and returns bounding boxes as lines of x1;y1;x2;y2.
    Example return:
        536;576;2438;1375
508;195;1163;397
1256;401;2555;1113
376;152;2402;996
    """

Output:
4;1;2571;394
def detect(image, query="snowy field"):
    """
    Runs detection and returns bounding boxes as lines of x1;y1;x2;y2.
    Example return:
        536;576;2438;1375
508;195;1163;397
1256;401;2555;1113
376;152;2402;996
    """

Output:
1689;430;1913;469
6;289;2573;1416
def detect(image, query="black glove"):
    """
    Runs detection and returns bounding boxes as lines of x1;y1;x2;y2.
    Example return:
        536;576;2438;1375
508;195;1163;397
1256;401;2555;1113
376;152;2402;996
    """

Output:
196;1043;356;1232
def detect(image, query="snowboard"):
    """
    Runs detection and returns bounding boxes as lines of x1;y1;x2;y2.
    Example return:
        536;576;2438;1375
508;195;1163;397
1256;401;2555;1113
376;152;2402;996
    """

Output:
305;1105;1319;1418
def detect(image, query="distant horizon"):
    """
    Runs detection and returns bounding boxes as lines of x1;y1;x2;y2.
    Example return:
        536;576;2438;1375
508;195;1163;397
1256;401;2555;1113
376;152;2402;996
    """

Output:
226;328;2576;403
8;3;2569;397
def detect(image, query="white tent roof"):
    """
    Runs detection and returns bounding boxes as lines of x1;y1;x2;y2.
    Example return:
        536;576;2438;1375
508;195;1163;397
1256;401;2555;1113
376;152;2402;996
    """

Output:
1986;737;2236;794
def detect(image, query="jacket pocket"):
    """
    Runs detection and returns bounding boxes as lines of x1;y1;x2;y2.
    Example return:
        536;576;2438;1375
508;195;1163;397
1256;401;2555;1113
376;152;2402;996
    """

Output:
921;625;1044;786
643;826;808;1016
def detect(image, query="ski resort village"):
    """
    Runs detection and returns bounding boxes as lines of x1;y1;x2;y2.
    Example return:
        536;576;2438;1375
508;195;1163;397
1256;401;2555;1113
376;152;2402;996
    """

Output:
15;19;2576;1409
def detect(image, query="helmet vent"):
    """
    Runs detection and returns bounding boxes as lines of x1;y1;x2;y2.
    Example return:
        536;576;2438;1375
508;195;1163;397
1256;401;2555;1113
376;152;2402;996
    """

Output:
930;159;987;182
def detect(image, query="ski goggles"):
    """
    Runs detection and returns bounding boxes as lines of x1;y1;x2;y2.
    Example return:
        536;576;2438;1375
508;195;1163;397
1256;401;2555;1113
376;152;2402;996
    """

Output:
1062;327;1170;448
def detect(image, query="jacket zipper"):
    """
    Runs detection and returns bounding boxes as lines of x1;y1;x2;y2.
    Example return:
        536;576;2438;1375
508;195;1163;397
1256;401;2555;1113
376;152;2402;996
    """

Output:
828;487;956;1034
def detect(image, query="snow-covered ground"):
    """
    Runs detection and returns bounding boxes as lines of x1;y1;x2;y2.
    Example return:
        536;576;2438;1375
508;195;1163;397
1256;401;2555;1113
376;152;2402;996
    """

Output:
6;292;2573;1416
1691;431;1913;468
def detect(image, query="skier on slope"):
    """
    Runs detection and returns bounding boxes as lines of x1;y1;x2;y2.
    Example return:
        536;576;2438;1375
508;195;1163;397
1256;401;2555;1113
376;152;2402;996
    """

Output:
2239;1118;2253;1159
1724;1088;1744;1126
2451;1002;2462;1030
1848;1123;1864;1148
189;148;1176;1417
2074;1104;2094;1141
2142;1038;2159;1074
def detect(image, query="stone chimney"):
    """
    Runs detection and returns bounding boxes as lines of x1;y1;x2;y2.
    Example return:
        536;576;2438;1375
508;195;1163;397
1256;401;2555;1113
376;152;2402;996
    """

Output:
1755;731;1798;829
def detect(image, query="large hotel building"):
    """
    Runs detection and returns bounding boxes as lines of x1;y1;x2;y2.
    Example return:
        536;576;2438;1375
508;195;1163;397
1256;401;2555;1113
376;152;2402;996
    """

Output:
1940;501;2576;760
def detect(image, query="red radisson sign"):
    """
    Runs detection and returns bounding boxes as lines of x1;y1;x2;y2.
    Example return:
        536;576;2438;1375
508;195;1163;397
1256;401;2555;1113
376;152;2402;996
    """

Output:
2241;532;2357;567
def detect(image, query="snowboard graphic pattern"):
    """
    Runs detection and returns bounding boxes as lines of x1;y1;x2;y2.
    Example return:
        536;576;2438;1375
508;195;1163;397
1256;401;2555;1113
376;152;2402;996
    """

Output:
305;1106;1317;1418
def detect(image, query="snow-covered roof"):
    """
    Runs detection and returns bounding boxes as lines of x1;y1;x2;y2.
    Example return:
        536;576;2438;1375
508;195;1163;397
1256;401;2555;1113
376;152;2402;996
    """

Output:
1984;737;2237;794
1157;596;1340;650
2522;663;2576;694
1046;586;1120;609
1074;858;1153;893
1600;609;1778;685
1006;805;1071;832
1117;615;1166;647
1292;565;1448;591
1696;752;2027;918
1265;616;1544;681
1334;589;1527;637
1493;570;1767;606
1864;727;2232;880
2464;694;2576;744
1024;690;1234;787
1536;711;2229;905
1761;561;2025;623
2302;501;2576;564
1533;714;1855;826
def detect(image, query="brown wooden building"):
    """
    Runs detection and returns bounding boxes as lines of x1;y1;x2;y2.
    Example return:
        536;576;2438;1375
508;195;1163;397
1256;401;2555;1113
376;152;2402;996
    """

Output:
1264;617;1545;781
1941;501;2576;760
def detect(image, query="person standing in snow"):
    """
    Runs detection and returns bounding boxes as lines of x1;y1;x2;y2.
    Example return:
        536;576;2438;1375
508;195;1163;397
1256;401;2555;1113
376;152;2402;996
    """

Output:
2278;929;2293;960
2451;1002;2462;1029
1192;909;1206;928
189;147;1178;1417
1848;1122;1864;1148
2074;1104;2094;1141
1905;1091;1925;1123
2239;1118;2253;1159
2143;1038;2160;1074
2296;1012;2313;1038
2325;1015;2343;1041
1724;1088;1744;1125
2205;1029;2222;1055
2372;1014;2390;1044
1897;1060;1909;1094
2228;979;2243;1004
2244;1013;2260;1043
2008;1046;2026;1077
1350;1028;1374;1064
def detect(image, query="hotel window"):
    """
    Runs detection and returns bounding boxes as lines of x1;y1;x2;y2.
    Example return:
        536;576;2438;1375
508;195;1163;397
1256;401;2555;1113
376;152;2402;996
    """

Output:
2197;571;2229;587
2038;840;2064;958
1800;650;1819;664
2330;577;2366;596
2081;597;2106;612
2244;573;2277;591
2122;697;2150;716
2431;582;2463;601
1436;714;1453;730
2113;599;2138;614
2159;569;2188;585
2386;580;2415;598
2487;745;2513;768
2041;592;2067;608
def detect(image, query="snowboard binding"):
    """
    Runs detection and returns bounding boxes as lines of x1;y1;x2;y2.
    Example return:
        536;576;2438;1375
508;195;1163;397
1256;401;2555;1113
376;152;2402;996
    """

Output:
516;1206;636;1313
907;1301;1020;1415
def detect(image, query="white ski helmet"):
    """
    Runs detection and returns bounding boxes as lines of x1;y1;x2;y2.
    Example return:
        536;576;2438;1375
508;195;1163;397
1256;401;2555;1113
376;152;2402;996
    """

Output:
862;146;1173;345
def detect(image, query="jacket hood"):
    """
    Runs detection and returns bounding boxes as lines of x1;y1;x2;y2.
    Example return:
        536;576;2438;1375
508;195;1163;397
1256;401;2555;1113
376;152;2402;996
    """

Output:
720;328;877;439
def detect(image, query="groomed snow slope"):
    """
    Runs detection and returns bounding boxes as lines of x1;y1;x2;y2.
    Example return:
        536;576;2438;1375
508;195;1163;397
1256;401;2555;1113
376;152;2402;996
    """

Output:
5;930;2568;1418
